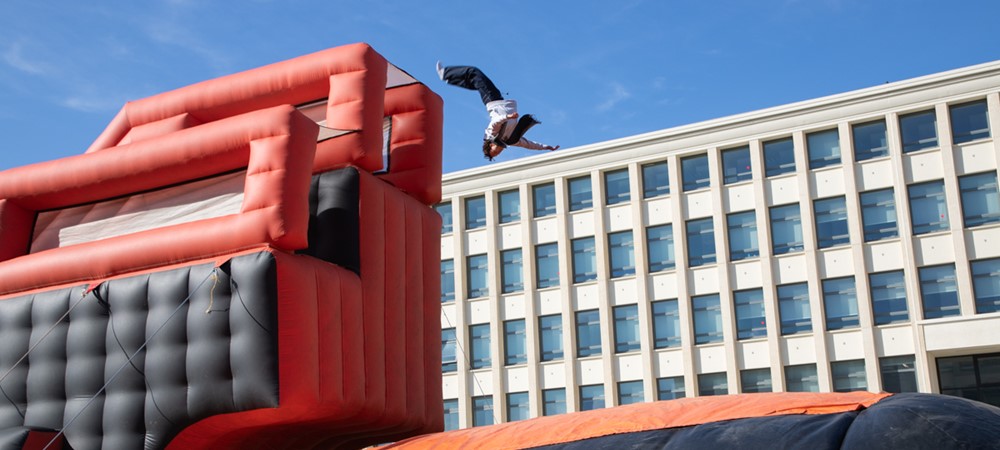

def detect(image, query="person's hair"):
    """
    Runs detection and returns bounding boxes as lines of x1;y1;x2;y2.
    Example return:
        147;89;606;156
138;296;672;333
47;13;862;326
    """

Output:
482;140;494;161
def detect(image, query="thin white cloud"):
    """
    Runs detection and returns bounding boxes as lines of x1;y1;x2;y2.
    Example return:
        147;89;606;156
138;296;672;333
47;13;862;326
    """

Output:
2;41;53;75
61;94;128;113
596;82;631;111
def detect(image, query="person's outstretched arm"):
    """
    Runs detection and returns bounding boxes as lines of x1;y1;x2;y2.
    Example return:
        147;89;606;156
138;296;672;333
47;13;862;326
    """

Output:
513;137;560;151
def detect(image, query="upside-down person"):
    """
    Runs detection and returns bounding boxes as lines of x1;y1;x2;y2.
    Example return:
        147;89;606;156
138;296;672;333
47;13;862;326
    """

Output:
437;62;560;161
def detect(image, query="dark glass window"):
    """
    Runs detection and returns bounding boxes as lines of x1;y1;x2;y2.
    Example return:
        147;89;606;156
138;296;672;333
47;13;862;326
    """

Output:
971;258;1000;314
504;319;527;366
734;288;766;340
442;328;457;373
869;271;909;325
900;109;938;153
937;353;1000;407
507;392;529;422
543;388;566;415
435;202;453;234
959;172;1000;228
652;299;681;349
880;355;918;393
539;314;564;362
814;197;849;248
682;154;711;191
571;237;597;283
501;249;523;294
823;277;859;330
853;119;889;161
579;384;605;411
909;180;949;234
698;373;728;396
533;183;556;218
727;211;759;261
764;137;795;177
613;304;640;353
647;224;676;272
608;231;635;278
950;100;990;144
467;254;489;299
686;217;716;267
657;376;686;400
642;161;670;198
605;169;631;205
498;189;520;223
722;146;752;184
469;323;491;370
919;264;960;319
860;188;898;242
443;399;459;431
576;309;602;357
779;282;811;335
568;176;593;211
617;381;644;405
536;243;560;289
465;196;487;230
740;368;772;393
472;395;493;427
693;294;723;345
441;259;455;303
807;129;841;169
770;204;804;255
832;360;867;392
785;364;819;392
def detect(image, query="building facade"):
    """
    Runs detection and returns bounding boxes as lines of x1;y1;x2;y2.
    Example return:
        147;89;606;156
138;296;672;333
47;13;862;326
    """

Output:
436;61;1000;429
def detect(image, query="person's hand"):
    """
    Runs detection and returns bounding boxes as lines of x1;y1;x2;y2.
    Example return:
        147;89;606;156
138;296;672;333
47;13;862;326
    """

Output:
545;145;560;151
507;112;519;120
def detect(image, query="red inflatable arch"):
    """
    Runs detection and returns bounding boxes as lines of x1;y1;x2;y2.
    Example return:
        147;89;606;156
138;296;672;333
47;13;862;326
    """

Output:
0;43;442;450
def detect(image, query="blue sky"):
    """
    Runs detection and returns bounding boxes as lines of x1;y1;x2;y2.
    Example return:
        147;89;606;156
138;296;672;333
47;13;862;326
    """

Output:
2;1;999;174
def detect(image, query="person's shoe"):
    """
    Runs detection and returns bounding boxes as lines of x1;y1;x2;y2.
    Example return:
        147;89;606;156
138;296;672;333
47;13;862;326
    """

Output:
436;61;444;80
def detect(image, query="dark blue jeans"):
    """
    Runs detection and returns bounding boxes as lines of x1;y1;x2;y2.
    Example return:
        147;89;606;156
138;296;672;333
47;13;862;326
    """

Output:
442;65;503;104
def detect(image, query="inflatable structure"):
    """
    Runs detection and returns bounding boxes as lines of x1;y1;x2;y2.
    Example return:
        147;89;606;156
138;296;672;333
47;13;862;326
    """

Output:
0;43;442;449
389;392;1000;449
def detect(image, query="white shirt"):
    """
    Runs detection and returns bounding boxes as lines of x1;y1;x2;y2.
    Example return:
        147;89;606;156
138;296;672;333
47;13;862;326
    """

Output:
483;99;549;150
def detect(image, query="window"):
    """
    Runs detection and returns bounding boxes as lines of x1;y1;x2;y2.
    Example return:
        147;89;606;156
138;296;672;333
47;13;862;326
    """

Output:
860;188;898;242
539;314;564;362
647;224;675;272
608;231;635;278
465;196;486;230
823;277;859;330
832;360;867;392
853;119;889;161
571;237;597;283
443;399;459;431
900;109;938;153
642;161;670;198
807;129;841;169
740;368;772;393
919;264;960;319
972;258;1000;314
778;283;812;335
504;320;527;366
469;324;491;370
734;288;766;340
686;218;716;267
472;396;493;427
568;176;593;211
693;294;723;345
579;385;605;411
576;309;602;357
869;271;909;325
536;243;560;289
814;197;849;248
467;254;488;299
764;137;795;177
442;328;457;373
698;372;728;396
657;377;686;400
507;392;529;422
499;249;524;294
613;304;640;353
682;154;710;191
959;172;1000;228
950;100;990;144
605;169;631;205
770;204;804;255
727;211;759;261
880;355;918;393
435;203;453;234
543;388;566;416
937;353;1000;407
497;189;520;223
652;299;681;349
441;259;455;303
618;381;644;405
909;180;949;234
785;364;819;392
722;146;752;184
533;183;556;218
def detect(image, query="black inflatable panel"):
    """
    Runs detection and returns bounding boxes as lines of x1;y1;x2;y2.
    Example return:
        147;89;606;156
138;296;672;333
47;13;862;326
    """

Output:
0;251;278;450
301;167;361;274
